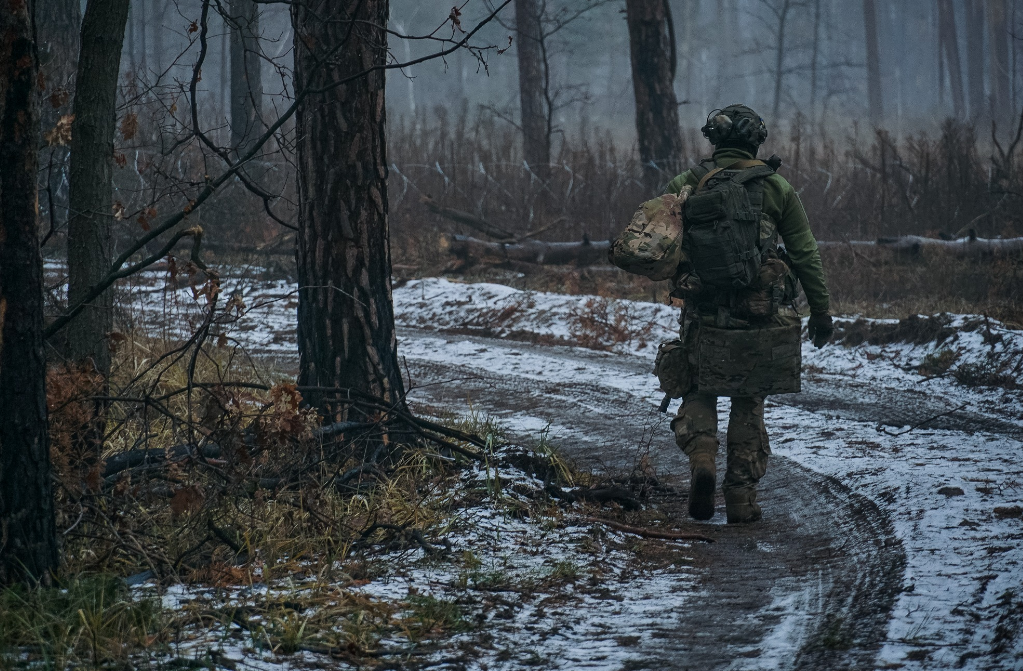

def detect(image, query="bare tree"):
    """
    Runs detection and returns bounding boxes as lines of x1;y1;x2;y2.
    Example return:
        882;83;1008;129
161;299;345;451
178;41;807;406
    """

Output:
0;0;58;586
938;0;966;119
66;0;131;377
988;0;1011;120
752;0;805;120
966;0;986;118
228;0;262;152
625;0;684;187
514;0;549;178
35;0;81;139
35;0;81;237
863;0;883;123
808;0;822;124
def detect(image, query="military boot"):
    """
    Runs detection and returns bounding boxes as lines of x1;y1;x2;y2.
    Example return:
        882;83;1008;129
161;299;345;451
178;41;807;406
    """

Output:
724;488;762;524
687;451;717;521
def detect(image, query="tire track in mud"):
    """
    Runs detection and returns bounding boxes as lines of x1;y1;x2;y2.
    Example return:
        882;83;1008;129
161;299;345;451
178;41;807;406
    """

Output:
400;328;906;670
778;379;1023;441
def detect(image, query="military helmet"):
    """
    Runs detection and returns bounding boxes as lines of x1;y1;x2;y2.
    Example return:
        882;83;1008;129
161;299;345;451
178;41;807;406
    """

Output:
701;104;768;150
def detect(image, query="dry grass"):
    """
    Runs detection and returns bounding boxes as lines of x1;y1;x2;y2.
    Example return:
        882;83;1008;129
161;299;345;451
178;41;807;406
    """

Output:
4;312;573;668
385;108;1023;323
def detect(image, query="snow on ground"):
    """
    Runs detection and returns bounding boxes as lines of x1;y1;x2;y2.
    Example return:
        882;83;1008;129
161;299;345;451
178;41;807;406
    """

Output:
110;269;1023;667
391;280;1023;668
131;454;698;670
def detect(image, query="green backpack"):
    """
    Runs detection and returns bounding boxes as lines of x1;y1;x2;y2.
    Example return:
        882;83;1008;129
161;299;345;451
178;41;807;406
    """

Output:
683;159;775;289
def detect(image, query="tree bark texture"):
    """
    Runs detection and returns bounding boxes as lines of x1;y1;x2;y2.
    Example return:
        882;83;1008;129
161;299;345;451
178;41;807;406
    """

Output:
228;0;261;152
863;0;883;123
66;0;130;375
514;0;549;176
987;0;1011;120
966;0;986;117
625;0;684;188
291;0;408;416
0;0;59;585
938;0;966;119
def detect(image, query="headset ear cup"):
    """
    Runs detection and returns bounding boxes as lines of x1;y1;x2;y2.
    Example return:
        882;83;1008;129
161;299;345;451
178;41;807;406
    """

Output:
733;117;750;142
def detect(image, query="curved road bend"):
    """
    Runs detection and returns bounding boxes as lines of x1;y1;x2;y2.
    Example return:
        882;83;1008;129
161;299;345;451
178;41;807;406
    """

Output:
399;327;911;670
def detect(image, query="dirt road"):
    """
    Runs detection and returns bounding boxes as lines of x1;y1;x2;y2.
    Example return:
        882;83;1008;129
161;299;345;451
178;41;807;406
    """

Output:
402;328;909;670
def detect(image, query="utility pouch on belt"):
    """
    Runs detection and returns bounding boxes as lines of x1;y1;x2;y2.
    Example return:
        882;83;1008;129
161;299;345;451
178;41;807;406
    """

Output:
696;324;801;396
654;339;692;399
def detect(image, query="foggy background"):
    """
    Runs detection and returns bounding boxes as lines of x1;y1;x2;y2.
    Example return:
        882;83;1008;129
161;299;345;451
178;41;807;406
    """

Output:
113;0;1023;144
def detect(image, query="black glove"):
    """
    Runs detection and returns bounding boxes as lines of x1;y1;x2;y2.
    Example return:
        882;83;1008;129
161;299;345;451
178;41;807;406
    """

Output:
807;312;834;348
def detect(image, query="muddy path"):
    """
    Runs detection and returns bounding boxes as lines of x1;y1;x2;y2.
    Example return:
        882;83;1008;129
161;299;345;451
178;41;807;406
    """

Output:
400;328;909;670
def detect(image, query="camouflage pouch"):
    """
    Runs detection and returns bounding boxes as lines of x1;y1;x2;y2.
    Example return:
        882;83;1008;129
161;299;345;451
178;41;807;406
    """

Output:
696;323;801;396
734;257;790;318
654;339;692;399
609;186;692;281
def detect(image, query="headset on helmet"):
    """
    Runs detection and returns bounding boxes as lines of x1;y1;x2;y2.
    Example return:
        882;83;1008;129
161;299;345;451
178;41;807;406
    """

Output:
700;105;768;147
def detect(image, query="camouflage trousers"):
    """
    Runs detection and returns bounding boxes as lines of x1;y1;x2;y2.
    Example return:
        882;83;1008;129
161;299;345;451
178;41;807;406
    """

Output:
670;392;770;496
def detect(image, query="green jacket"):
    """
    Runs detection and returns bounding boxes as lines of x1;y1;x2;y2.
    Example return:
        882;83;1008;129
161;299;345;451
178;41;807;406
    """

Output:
665;148;831;315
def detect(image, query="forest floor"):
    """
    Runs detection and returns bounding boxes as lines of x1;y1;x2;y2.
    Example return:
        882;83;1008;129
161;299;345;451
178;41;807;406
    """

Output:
43;264;1023;670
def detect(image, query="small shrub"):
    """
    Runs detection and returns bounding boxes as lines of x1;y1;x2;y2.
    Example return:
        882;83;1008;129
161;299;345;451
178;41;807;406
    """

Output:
403;595;467;640
918;349;958;376
953;363;1020;390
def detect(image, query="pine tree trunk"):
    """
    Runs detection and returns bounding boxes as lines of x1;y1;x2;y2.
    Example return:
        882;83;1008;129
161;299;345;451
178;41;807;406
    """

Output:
514;0;549;177
291;0;407;417
966;0;986;117
987;0;1011;121
625;0;684;187
938;0;966;119
863;0;884;123
0;0;58;586
228;0;261;152
66;0;130;377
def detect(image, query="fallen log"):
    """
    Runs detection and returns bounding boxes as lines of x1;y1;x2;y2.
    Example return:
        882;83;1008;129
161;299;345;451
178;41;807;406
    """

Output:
441;234;611;266
422;195;567;243
421;195;516;241
816;235;1023;256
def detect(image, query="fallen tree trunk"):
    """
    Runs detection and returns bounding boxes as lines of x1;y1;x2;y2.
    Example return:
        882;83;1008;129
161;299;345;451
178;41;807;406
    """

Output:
422;196;515;241
816;235;1023;256
440;233;1023;271
422;195;566;243
441;234;610;266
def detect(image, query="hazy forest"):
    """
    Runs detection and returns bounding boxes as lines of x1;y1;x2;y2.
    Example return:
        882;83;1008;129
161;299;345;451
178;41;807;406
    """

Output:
1;0;1023;669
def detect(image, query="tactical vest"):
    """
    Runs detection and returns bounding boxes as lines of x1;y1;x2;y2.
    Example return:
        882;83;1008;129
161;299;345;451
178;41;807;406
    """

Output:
683;158;777;289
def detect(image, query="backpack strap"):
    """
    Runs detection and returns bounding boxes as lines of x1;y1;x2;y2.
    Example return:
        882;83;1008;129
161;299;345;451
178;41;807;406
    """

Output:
696;167;725;192
689;158;717;183
731;164;775;184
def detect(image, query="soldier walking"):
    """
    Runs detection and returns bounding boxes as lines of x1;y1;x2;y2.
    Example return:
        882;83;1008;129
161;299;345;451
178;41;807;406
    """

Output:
662;104;834;524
